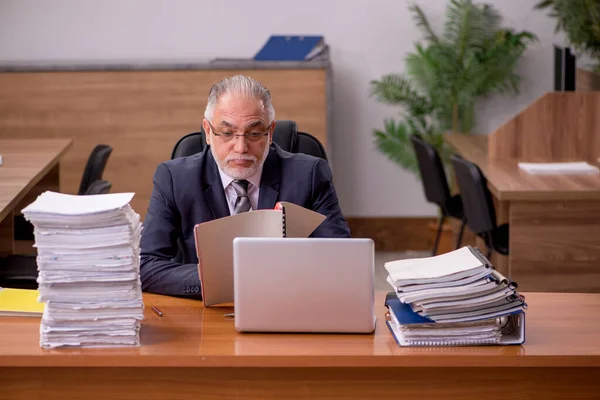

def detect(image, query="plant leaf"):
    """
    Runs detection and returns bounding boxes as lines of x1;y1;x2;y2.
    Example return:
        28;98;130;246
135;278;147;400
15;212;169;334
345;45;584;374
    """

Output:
409;3;440;44
373;119;420;175
370;74;433;114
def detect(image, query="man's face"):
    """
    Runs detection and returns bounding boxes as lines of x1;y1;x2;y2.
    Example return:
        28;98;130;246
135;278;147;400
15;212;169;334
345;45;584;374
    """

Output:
203;92;274;180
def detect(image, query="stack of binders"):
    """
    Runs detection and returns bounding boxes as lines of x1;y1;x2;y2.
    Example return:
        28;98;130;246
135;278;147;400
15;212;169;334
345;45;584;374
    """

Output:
384;246;526;347
22;191;144;348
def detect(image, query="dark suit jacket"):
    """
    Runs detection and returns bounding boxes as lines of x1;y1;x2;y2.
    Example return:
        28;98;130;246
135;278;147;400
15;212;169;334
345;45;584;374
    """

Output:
140;144;351;298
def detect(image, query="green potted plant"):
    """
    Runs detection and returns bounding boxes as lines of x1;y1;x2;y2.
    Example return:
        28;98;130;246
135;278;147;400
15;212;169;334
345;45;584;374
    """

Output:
371;0;535;252
371;0;536;176
535;0;600;91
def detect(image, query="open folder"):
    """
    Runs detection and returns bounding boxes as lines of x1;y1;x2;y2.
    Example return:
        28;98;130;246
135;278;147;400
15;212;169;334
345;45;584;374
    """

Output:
194;202;326;307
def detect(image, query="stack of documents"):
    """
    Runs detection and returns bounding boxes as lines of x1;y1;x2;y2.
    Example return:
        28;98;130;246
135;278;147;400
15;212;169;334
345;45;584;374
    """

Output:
384;246;526;346
22;191;144;348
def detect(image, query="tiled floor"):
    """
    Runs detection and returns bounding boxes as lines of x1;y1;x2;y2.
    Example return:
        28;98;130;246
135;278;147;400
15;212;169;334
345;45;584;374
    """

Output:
374;250;429;291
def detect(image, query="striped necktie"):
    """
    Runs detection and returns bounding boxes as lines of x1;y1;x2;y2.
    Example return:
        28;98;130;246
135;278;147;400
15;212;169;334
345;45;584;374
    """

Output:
231;179;251;214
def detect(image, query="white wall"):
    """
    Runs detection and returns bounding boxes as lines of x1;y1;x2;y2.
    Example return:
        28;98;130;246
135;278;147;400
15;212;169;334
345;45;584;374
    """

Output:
0;0;564;217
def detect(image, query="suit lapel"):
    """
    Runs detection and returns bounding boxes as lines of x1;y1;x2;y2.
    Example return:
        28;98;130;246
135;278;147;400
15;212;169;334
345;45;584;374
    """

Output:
258;145;281;210
203;149;230;219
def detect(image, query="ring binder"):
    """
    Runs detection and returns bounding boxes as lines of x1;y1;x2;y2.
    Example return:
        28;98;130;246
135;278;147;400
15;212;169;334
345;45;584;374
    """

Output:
385;295;526;347
499;315;519;336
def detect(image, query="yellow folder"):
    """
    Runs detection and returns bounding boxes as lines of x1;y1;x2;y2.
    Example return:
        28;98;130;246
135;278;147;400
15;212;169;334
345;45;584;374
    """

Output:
0;288;44;317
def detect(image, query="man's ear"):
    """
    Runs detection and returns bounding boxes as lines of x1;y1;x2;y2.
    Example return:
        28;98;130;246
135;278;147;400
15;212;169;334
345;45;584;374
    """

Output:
269;120;276;144
202;119;211;145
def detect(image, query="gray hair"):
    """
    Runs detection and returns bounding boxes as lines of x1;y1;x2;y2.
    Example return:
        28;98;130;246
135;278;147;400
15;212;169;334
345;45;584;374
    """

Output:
204;75;275;123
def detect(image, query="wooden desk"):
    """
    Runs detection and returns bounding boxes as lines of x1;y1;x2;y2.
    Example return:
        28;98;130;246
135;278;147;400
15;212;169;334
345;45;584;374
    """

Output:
0;139;72;256
446;134;600;292
1;292;599;399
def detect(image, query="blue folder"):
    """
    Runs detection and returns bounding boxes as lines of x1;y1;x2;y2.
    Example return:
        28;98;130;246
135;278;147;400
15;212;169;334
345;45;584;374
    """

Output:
387;296;434;324
254;35;325;61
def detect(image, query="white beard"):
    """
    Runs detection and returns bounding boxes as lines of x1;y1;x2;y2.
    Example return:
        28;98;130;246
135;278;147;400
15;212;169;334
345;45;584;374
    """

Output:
211;142;271;180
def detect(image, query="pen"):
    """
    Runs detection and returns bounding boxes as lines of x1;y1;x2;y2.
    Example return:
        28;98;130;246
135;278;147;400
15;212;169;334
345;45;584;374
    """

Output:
151;305;163;317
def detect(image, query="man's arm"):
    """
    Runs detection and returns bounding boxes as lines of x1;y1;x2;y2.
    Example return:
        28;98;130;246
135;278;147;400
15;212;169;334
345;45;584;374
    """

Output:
140;163;202;298
309;159;352;238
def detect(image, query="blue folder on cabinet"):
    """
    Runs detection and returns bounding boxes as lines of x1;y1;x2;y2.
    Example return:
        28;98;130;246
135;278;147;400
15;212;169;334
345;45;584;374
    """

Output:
385;295;525;347
254;35;327;61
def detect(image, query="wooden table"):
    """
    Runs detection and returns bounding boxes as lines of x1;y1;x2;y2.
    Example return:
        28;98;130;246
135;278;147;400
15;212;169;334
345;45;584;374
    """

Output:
0;139;72;255
446;134;600;293
1;292;599;399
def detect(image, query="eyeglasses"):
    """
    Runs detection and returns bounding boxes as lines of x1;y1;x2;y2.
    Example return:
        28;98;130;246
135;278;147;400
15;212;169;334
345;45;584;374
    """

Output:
207;121;270;143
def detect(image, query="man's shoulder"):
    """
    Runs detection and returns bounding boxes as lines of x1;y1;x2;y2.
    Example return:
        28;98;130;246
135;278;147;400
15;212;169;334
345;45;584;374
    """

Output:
273;145;323;168
270;145;332;184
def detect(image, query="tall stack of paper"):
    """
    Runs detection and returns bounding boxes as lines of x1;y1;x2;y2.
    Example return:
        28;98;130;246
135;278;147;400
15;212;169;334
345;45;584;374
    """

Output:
384;246;526;346
22;191;144;348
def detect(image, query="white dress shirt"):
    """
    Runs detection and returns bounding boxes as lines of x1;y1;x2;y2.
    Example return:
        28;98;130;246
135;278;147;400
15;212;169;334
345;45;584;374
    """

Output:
216;165;263;215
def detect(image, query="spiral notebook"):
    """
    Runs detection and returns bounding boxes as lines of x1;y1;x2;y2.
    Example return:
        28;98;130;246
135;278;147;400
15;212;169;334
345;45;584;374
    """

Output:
194;202;326;307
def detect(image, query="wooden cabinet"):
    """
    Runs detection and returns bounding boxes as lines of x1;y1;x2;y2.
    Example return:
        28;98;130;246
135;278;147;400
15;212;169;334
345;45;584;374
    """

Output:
0;62;330;218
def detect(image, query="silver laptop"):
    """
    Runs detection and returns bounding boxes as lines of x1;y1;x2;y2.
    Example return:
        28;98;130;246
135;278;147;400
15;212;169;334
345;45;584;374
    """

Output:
233;237;376;333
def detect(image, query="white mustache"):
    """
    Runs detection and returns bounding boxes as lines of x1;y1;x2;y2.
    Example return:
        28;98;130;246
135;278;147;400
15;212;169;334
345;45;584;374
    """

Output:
225;154;257;163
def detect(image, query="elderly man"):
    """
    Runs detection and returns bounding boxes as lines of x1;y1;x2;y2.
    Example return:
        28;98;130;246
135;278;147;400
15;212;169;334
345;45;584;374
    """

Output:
140;75;351;298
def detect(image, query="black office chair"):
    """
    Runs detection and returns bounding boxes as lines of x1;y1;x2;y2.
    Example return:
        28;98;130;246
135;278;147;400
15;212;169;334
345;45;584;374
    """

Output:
78;144;113;195
0;255;38;290
84;179;112;195
410;134;466;256
451;154;509;259
171;120;327;160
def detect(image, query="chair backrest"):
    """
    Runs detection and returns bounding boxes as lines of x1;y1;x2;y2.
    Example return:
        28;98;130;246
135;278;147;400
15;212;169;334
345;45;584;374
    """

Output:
0;255;38;290
171;120;327;160
450;154;497;235
84;179;112;195
410;134;452;209
296;132;327;160
78;144;112;195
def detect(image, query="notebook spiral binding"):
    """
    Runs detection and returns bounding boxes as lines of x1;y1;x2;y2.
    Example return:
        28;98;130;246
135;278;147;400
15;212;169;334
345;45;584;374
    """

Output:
406;339;499;346
468;246;518;289
281;204;287;237
490;269;517;289
507;293;527;307
468;246;493;268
